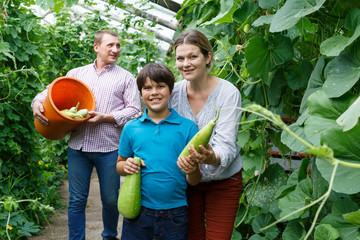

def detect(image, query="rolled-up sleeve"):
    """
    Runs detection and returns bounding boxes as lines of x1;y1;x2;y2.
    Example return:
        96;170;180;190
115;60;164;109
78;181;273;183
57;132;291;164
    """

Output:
205;87;242;177
112;76;141;126
31;87;48;108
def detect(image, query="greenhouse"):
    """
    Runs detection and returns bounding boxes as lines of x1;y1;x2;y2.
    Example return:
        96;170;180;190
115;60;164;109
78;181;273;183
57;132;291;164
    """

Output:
1;0;360;239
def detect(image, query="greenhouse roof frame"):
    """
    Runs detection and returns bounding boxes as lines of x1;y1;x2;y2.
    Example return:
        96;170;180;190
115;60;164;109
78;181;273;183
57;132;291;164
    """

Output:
32;0;182;51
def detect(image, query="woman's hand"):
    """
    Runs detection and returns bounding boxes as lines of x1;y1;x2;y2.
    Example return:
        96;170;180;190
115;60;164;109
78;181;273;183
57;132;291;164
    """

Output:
188;145;220;165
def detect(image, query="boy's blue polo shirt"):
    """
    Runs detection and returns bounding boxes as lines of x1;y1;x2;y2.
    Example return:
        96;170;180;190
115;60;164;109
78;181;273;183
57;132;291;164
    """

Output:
118;108;198;210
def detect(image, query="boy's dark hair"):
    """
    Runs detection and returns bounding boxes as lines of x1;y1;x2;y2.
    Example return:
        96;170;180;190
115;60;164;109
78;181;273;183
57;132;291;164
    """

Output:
136;63;174;95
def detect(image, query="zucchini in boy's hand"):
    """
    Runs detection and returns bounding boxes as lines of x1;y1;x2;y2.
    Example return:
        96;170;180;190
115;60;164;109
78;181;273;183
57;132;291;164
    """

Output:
118;157;142;219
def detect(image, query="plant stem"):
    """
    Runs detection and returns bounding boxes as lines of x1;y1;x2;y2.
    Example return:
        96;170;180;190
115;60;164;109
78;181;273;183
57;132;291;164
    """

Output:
6;212;11;240
304;161;339;239
337;158;360;168
282;124;314;150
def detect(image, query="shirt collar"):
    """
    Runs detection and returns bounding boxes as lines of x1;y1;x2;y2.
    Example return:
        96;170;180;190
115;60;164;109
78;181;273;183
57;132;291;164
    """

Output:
140;108;182;125
92;60;116;72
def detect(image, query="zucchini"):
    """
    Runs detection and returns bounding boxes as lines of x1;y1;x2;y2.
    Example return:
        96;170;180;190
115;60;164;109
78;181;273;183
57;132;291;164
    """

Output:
179;109;220;158
117;157;142;219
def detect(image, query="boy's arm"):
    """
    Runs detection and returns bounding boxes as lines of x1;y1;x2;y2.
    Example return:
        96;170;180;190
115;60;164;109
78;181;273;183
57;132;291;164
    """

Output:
186;164;202;186
177;156;202;186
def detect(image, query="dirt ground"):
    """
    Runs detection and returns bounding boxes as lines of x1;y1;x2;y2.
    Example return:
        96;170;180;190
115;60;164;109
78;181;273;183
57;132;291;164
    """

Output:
29;171;124;240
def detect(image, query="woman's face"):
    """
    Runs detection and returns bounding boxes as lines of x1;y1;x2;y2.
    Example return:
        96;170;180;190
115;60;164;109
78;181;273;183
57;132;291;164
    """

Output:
175;44;211;81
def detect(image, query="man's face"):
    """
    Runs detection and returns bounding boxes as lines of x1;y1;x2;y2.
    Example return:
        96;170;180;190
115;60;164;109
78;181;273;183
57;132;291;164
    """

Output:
94;34;120;65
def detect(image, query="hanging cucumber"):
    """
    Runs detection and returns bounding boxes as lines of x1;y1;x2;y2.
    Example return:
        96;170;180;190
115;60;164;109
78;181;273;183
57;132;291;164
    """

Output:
118;157;142;219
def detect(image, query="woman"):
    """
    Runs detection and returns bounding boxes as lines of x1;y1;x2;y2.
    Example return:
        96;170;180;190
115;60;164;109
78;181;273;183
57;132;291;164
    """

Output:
174;29;243;240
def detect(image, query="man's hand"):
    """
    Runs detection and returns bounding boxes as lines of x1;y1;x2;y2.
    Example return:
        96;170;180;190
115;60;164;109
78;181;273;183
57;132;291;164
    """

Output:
87;111;116;124
32;101;49;126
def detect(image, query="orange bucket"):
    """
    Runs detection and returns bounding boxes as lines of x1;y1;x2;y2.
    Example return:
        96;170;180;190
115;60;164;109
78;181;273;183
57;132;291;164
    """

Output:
34;76;96;140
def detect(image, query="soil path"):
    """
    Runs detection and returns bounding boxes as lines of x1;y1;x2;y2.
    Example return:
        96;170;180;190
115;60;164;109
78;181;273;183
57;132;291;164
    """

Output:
29;171;124;240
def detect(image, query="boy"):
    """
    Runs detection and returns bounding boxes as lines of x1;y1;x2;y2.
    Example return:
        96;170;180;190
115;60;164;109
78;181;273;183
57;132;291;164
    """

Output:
116;63;202;240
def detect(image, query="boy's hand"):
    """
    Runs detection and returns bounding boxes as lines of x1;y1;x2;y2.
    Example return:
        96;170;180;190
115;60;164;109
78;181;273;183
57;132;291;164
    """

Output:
131;111;143;119
124;157;145;174
177;156;199;174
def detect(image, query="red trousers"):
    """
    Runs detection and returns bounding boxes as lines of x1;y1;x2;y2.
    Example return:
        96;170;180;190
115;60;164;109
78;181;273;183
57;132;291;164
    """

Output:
187;171;242;240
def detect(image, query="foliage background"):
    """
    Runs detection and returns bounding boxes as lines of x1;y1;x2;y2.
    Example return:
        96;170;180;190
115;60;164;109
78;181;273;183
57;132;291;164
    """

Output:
0;0;170;238
1;0;360;239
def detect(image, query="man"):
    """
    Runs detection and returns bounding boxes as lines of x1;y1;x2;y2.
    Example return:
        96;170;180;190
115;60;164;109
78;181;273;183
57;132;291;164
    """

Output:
32;30;141;240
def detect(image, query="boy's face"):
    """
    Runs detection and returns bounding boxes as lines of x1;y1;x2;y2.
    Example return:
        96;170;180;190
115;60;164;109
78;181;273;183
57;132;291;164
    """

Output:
141;77;171;116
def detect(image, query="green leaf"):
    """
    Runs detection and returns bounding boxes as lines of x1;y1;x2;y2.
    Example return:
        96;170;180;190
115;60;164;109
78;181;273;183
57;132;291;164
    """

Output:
314;224;340;240
278;177;313;220
320;36;353;57
282;220;306;240
259;0;281;9
267;69;287;106
196;2;218;25
281;123;309;152
343;209;360;226
237;130;251;148
248;234;265;240
0;41;15;62
304;91;355;145
268;128;290;154
321;198;360;240
231;228;242;239
54;0;64;13
287;61;313;90
233;0;258;24
245;164;288;211
300;56;325;114
245;35;293;84
270;0;326;32
252;213;279;239
345;8;360;33
321;124;360;162
204;0;240;25
336;96;360;131
315;124;360;194
18;221;40;237
242;149;263;175
320;9;360;57
305;91;360;193
253;15;274;27
311;158;329;199
297;157;309;181
323;41;360;98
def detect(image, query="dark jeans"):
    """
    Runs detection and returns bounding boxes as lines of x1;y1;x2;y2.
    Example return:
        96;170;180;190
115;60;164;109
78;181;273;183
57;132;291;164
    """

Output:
121;206;188;240
67;148;120;240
